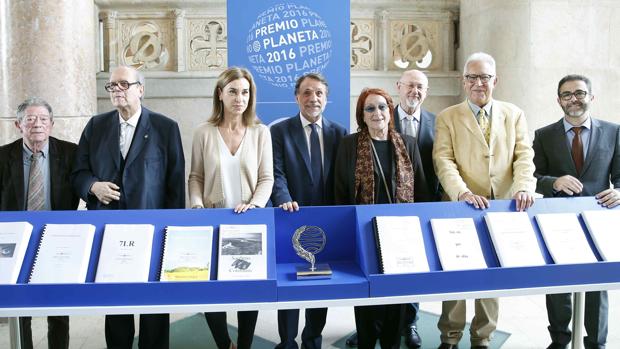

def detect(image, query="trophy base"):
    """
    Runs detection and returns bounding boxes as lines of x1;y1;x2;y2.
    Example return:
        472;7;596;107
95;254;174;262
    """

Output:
296;263;332;280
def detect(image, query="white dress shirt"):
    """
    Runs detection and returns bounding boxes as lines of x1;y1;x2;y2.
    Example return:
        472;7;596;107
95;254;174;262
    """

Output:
119;107;141;159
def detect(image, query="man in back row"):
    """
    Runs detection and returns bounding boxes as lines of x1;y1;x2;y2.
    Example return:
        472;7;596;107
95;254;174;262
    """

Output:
533;74;620;349
394;68;442;349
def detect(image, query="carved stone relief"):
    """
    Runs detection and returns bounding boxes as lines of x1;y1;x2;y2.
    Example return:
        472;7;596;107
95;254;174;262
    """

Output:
97;2;455;73
118;18;175;71
390;20;441;71
350;20;374;70
187;19;227;71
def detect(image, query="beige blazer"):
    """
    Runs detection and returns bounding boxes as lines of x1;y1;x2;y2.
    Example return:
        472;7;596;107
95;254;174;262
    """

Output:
432;100;536;201
188;122;274;208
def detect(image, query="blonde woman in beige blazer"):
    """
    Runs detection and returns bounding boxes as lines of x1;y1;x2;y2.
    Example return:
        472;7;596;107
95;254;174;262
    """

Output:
188;67;273;349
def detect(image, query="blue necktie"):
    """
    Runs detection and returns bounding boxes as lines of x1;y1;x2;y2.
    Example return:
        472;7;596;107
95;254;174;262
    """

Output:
309;123;324;204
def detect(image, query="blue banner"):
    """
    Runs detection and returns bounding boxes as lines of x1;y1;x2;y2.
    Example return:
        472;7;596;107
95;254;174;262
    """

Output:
227;1;350;129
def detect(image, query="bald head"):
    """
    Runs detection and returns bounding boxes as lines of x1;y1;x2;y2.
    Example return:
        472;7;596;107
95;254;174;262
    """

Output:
107;66;145;119
396;69;429;114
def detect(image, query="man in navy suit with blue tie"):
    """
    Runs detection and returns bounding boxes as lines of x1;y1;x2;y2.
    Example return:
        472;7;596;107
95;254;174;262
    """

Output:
270;73;348;349
72;65;185;349
533;74;620;349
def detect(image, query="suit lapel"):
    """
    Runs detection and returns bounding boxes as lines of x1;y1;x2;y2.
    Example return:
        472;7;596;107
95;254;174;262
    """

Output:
582;118;600;174
124;108;152;169
48;138;62;210
9;140;25;210
103;112;121;171
456;101;487;147
393;108;402;133
489;102;506;148
322;118;336;178
418;109;433;145
550;119;578;175
291;115;312;176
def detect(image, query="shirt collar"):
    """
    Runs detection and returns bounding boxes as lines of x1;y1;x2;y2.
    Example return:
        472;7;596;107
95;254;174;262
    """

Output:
22;140;49;159
397;104;421;122
119;106;142;127
563;116;592;133
467;99;493;117
299;113;323;129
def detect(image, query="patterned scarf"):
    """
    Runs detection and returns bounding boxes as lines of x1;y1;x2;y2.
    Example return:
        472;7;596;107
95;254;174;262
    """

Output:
354;128;415;204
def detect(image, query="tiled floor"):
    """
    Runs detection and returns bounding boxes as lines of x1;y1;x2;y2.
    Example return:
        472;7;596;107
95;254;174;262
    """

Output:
1;291;618;348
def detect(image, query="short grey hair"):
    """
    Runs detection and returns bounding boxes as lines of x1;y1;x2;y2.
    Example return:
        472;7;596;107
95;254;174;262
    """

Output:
463;52;496;76
16;97;53;123
133;67;145;86
111;65;145;86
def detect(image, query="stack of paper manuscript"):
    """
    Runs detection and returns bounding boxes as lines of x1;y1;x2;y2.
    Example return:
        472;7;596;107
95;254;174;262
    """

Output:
582;210;620;261
430;218;487;270
0;222;33;284
535;213;597;264
217;224;267;280
30;224;95;284
372;216;429;274
160;226;214;281
95;224;154;283
484;212;545;267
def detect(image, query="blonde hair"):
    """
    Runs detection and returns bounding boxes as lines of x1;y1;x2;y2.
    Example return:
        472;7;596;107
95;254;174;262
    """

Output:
209;67;260;126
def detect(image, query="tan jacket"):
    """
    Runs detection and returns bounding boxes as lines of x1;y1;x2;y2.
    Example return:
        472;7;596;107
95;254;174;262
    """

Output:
188;122;274;208
432;100;536;201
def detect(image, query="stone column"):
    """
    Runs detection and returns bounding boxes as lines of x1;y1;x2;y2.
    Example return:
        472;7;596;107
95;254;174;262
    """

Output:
0;0;97;145
460;0;620;133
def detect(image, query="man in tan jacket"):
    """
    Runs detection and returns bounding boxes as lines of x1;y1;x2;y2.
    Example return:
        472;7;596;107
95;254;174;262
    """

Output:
432;52;537;349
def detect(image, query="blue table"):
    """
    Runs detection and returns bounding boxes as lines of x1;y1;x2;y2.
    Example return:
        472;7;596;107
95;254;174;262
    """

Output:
1;197;617;349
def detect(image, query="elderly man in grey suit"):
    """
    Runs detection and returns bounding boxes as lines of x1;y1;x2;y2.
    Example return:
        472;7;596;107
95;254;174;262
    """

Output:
533;74;620;349
394;69;439;348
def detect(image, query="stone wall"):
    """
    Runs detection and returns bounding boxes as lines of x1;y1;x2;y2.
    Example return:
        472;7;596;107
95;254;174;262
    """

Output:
460;0;620;134
93;0;461;178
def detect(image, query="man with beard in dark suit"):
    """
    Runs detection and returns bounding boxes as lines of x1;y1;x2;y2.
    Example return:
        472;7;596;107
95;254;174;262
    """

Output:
533;74;620;349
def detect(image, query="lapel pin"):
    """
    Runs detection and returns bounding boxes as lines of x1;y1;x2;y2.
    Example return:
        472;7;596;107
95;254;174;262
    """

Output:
144;134;149;139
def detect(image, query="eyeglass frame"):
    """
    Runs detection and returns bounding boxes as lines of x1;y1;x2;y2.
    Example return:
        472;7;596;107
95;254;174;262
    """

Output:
558;90;589;101
464;74;495;84
363;104;390;113
22;114;52;125
104;80;142;92
397;81;428;92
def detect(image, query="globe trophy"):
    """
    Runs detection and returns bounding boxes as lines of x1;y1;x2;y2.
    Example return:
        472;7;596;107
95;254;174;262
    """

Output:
292;225;332;279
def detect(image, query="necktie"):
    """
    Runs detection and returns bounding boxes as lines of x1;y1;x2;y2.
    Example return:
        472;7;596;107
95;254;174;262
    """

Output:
309;123;324;204
478;109;490;145
27;153;45;211
403;117;417;138
572;126;584;174
119;122;130;159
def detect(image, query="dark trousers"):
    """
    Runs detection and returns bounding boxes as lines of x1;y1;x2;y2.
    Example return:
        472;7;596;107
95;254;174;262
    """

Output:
105;314;169;349
276;308;328;349
547;291;608;349
403;302;420;328
354;304;403;349
205;311;258;349
19;316;69;349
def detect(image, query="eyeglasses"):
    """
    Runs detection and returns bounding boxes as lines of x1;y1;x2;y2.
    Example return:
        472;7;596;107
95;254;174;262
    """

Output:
464;74;494;84
23;114;52;125
363;104;389;113
104;80;141;92
559;90;588;101
398;81;427;92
